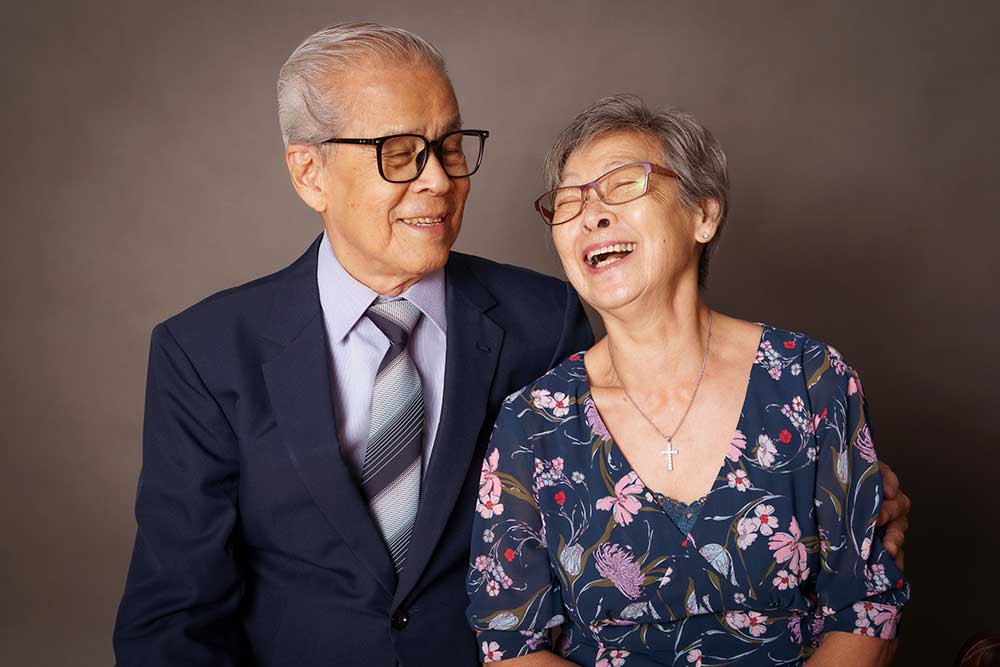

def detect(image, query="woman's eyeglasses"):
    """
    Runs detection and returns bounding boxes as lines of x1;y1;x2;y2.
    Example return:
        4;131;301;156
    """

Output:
534;162;677;226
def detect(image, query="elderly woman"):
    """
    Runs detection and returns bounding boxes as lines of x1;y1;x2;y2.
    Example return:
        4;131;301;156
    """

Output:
466;95;909;666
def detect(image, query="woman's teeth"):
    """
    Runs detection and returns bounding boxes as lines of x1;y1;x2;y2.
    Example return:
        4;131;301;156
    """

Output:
586;242;636;268
400;216;444;226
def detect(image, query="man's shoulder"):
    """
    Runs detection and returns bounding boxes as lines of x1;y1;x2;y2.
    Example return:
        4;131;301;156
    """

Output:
447;251;569;299
158;239;318;352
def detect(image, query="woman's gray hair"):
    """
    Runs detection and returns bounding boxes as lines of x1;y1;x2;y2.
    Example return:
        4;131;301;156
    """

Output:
543;94;729;287
277;22;449;146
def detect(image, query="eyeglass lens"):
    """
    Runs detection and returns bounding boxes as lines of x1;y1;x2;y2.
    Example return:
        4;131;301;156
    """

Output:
381;131;483;182
541;163;649;225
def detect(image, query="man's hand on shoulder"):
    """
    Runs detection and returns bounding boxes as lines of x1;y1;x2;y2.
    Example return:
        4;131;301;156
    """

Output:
876;461;910;570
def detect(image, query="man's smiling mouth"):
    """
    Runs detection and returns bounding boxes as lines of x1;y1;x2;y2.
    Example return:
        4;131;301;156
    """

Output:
399;216;445;227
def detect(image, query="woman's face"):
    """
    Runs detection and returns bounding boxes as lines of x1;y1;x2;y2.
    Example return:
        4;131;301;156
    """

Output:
550;130;708;315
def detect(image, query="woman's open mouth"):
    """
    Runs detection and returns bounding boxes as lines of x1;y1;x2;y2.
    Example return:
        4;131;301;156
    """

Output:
584;241;636;269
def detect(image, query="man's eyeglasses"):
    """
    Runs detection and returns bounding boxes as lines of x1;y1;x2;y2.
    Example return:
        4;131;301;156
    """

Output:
321;129;489;184
534;162;677;226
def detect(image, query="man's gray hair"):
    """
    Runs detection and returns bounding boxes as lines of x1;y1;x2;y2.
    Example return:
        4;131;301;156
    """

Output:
543;94;729;287
277;22;449;146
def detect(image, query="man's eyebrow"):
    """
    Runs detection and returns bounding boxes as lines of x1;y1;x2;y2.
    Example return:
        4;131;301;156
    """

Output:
387;117;464;137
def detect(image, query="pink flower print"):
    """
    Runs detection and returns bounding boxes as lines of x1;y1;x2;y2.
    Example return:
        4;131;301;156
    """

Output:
827;346;849;375
531;389;555;410
866;564;892;594
756;434;777;468
769;517;807;574
596;472;645;526
872;605;899;638
521;629;544;650
479;449;501;497
736;516;760;550
856;424;877;464
754;504;779;536
855;617;876;637
727;430;747;461
727;469;751;492
773;569;797;590
595;648;629;667
584;396;612;441
788;614;802;643
551;392;570;417
485;580;500;597
726;610;749;629
687;649;702;666
593;543;644;599
849;371;865;398
551;457;564;472
476;448;505;519
860;536;872;560
745;611;769;637
474;555;489;571
725;610;768;635
791;396;805;412
482;641;504;662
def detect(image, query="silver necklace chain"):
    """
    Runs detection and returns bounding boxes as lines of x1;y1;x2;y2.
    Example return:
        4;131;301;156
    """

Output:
614;310;713;470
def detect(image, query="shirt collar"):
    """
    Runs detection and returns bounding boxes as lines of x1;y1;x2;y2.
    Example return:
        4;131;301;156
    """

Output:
316;231;447;343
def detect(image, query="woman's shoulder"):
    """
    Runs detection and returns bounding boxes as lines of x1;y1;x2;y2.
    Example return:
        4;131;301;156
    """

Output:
754;323;861;401
496;351;589;430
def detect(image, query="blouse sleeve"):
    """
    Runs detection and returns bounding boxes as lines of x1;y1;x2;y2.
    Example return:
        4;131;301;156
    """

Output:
806;344;910;642
466;392;565;662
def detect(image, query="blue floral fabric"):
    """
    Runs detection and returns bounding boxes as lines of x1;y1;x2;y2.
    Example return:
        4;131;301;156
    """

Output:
466;326;909;666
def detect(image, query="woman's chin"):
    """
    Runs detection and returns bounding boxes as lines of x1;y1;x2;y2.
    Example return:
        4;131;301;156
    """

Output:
581;288;643;315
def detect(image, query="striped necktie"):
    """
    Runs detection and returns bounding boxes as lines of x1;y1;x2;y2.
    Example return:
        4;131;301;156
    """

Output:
361;298;424;571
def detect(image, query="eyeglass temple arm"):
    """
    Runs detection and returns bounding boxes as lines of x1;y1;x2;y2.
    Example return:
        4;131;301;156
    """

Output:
649;164;677;178
321;138;381;145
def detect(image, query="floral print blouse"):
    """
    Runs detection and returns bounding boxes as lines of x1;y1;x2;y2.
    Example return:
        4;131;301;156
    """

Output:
466;326;909;666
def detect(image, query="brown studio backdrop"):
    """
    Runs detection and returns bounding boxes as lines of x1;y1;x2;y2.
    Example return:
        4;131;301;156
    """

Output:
2;1;998;664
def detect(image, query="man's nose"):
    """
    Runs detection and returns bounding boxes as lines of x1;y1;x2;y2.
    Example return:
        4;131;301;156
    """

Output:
411;149;453;194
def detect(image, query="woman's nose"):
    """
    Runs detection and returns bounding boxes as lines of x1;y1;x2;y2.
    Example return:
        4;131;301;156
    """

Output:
581;188;614;231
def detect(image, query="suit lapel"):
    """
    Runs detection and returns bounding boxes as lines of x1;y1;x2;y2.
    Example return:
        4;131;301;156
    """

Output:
261;235;397;596
393;259;503;606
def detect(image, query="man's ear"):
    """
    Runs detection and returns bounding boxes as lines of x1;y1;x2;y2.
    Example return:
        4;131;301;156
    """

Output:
285;144;327;213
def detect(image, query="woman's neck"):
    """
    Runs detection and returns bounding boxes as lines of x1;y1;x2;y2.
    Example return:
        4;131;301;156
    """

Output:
596;293;712;395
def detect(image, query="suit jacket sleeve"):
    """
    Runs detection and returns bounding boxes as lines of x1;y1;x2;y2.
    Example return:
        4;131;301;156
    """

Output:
548;281;595;368
114;322;248;666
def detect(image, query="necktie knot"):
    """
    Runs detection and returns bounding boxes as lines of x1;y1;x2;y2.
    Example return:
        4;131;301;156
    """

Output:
366;298;422;346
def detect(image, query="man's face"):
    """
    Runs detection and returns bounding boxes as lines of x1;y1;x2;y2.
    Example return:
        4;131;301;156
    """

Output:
314;63;469;294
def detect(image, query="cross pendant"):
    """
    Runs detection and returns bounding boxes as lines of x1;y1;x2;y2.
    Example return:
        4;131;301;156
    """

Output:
660;437;679;471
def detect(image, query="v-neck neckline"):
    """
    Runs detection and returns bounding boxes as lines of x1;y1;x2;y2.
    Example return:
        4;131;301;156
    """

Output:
576;325;769;539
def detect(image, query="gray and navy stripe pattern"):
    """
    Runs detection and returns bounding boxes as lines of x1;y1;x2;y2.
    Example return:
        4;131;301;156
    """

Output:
362;298;424;571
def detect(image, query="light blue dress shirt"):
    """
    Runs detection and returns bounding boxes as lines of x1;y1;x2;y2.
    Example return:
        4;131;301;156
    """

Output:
316;232;447;475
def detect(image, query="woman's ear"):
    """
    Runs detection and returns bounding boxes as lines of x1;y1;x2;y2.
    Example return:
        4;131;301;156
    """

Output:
693;197;722;243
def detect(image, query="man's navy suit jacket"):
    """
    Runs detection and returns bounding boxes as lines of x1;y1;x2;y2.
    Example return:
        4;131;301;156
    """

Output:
113;236;594;666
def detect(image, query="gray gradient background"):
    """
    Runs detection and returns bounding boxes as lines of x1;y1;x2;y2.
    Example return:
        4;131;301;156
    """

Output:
3;1;998;665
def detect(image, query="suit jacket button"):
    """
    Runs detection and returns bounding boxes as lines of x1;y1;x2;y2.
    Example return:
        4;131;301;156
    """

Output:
391;609;409;630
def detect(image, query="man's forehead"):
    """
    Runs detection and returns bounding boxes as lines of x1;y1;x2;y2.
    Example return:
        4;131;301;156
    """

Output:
374;115;463;137
336;62;462;136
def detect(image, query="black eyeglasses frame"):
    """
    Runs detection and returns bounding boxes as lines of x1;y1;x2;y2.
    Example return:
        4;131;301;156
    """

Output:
320;129;490;183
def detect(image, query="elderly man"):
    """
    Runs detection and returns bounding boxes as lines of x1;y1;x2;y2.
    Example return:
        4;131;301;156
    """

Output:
113;22;909;667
